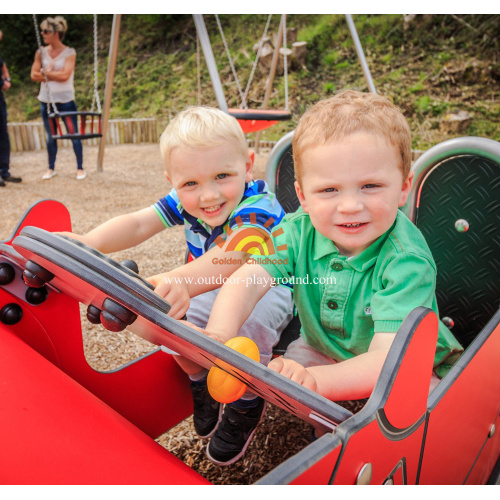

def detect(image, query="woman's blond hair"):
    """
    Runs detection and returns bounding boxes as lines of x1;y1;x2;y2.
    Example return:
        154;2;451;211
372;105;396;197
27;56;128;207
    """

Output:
293;90;412;184
159;107;248;172
41;16;68;41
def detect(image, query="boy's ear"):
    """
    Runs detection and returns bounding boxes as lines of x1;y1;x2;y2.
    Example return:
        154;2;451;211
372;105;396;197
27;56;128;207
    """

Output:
164;170;172;184
398;170;414;207
295;180;309;213
245;150;255;183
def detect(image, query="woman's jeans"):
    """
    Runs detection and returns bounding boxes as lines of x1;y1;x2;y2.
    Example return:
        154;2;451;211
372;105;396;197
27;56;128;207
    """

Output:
40;101;83;170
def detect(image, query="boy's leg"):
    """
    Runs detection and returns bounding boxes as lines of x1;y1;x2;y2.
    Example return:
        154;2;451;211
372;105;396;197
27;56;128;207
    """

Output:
188;285;294;365
205;396;266;466
188;286;293;465
188;372;223;440
173;291;219;440
283;335;339;368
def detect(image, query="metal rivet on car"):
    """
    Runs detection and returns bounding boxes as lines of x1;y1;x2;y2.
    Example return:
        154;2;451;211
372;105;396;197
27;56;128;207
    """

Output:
356;463;372;485
442;317;454;328
455;219;469;232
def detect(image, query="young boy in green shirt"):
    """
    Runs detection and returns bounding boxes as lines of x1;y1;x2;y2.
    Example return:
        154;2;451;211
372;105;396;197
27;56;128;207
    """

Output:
201;90;463;408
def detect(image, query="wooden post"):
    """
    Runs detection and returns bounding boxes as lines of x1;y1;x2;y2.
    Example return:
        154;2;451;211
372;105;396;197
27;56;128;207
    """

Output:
291;41;308;69
255;15;285;153
97;14;121;172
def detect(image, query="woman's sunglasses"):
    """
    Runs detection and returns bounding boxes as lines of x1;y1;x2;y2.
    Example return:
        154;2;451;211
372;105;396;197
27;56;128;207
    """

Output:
41;29;54;35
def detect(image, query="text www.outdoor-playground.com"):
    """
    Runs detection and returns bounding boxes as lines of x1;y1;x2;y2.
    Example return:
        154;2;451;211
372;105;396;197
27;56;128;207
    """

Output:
163;275;337;287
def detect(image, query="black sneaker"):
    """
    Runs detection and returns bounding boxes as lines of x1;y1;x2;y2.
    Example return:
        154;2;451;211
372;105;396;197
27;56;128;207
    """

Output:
3;176;22;183
0;178;4;187
206;397;266;466
190;381;222;439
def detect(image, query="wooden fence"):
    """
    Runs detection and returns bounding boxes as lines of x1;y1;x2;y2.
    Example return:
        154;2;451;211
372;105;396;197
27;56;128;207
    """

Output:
7;117;161;153
7;118;426;161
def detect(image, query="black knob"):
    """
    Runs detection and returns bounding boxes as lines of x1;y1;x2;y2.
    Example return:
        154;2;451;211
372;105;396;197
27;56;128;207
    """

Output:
23;261;54;288
120;259;139;274
0;263;15;286
86;304;102;324
100;310;127;332
0;303;23;325
102;298;137;325
98;298;137;332
25;286;48;305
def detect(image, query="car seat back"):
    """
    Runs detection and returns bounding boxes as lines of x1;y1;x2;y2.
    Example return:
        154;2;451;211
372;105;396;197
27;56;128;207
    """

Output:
402;137;500;348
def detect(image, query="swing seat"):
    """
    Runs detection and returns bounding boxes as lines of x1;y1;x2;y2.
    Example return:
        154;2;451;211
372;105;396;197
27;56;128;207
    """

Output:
229;108;291;133
48;111;102;141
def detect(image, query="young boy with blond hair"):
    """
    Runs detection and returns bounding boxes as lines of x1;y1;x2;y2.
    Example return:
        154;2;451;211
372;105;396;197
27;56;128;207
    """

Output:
202;90;463;408
64;106;293;465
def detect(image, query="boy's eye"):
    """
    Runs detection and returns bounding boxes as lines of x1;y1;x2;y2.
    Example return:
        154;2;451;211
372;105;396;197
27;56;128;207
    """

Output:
323;187;337;193
184;181;197;187
363;183;382;189
216;173;229;180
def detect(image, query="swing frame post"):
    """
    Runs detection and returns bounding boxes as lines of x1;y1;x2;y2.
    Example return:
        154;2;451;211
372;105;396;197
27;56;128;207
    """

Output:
345;14;376;94
97;14;121;172
193;15;229;113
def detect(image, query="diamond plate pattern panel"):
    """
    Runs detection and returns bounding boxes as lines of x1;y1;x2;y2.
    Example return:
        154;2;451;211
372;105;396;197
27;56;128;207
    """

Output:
276;146;301;214
416;155;500;347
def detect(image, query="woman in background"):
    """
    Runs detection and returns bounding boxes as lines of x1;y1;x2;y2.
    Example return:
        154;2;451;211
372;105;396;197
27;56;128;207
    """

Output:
31;16;86;181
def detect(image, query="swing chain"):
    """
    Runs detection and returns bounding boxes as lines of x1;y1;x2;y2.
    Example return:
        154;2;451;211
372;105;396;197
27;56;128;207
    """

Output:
215;14;246;108
91;14;101;114
196;33;202;106
282;14;289;111
215;14;273;110
242;14;273;110
32;14;59;115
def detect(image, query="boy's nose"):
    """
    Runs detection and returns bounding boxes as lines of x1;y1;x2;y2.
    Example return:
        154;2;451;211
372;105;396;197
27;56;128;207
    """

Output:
337;195;363;213
200;184;219;202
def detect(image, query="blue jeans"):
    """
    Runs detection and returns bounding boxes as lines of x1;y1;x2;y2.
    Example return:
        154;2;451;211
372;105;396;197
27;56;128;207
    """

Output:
40;101;83;171
0;94;10;179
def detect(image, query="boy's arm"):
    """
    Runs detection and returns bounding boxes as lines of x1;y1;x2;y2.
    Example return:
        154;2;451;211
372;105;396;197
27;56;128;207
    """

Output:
148;243;250;319
60;207;165;254
148;227;269;318
204;263;273;344
270;332;396;401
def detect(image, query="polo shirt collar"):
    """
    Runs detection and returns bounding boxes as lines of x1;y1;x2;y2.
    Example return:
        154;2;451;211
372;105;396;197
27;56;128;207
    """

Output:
312;219;396;272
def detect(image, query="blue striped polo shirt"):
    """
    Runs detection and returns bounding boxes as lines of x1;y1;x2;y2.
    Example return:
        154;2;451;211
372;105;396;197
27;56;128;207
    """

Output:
152;180;285;258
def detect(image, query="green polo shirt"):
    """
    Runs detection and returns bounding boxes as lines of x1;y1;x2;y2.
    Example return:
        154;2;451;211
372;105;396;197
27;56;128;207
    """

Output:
257;208;463;378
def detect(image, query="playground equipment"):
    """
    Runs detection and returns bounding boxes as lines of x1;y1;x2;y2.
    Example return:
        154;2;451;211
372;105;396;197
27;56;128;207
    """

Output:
207;337;261;404
194;14;292;134
0;136;499;484
194;14;376;136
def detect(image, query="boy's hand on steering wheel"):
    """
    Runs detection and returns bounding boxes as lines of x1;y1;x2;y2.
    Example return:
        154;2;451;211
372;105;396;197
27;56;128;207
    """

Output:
149;273;190;320
177;320;227;344
268;357;318;392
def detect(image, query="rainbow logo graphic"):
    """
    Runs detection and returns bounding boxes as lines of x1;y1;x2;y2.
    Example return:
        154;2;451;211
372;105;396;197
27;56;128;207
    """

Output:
214;214;287;256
